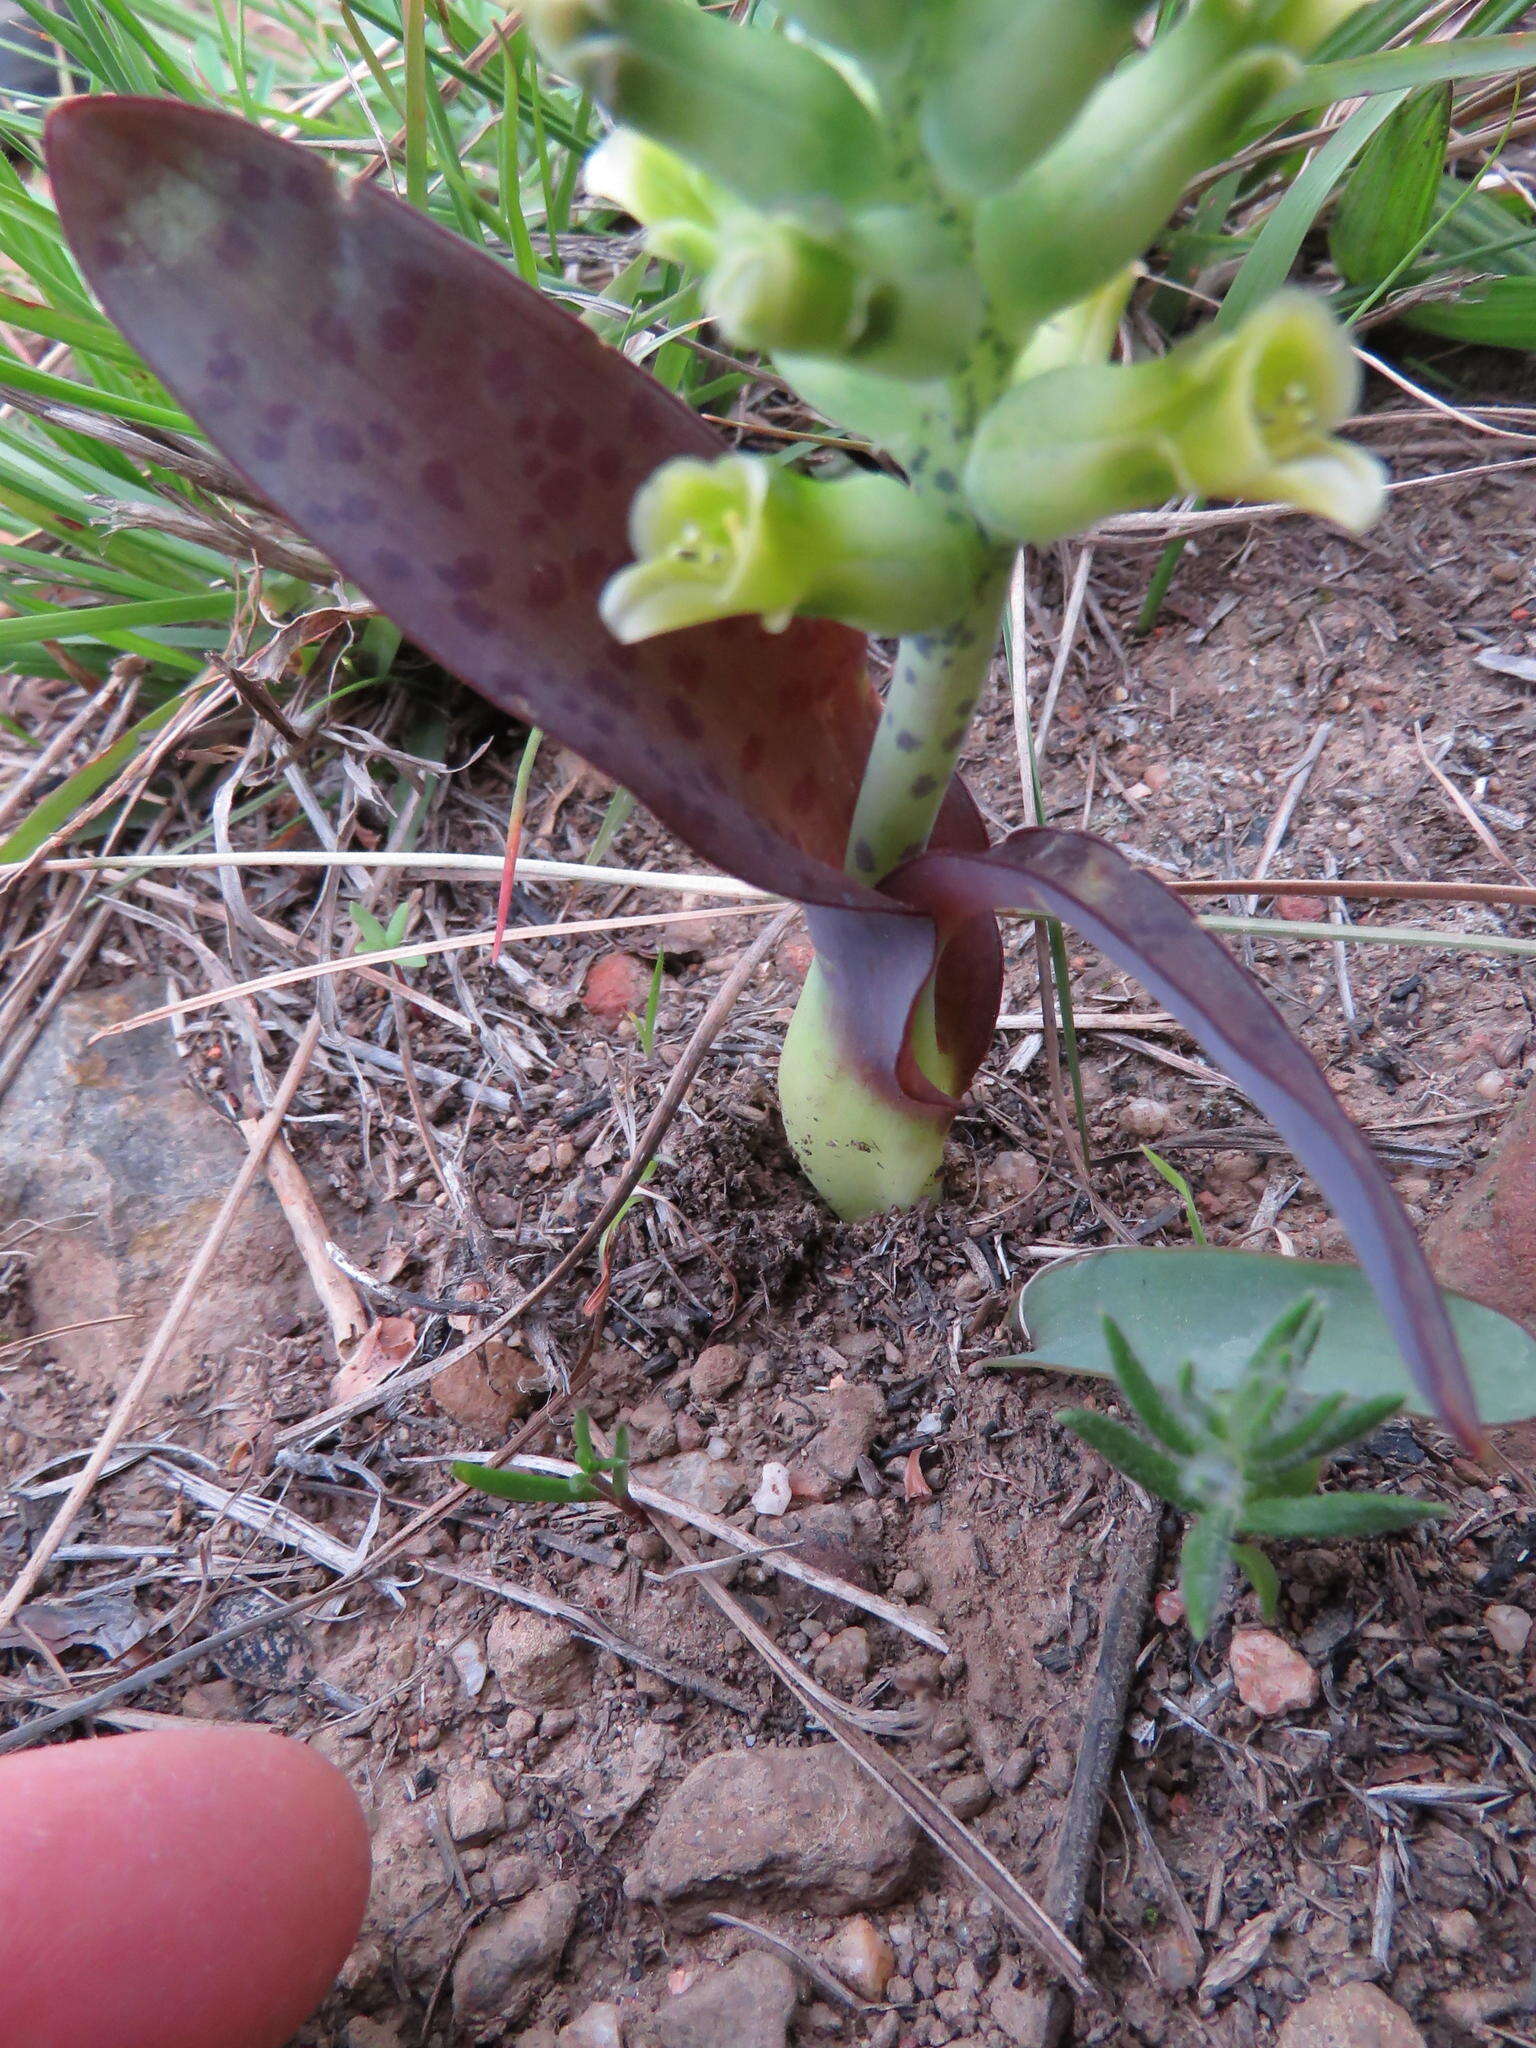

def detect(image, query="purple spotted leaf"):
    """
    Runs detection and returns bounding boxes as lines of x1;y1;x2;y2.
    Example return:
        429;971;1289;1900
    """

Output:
43;96;886;908
807;829;1479;1446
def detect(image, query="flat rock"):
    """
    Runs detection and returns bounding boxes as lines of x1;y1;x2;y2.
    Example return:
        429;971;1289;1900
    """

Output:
0;979;306;1399
647;1954;798;2048
632;1449;745;1518
451;1879;581;2033
1229;1628;1320;1718
805;1381;887;1483
627;1743;919;1925
1428;1086;1536;1462
487;1607;591;1708
1276;1985;1425;2048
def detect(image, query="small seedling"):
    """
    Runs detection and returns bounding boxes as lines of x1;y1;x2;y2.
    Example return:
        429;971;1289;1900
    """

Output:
1060;1299;1446;1638
348;899;428;971
454;1410;632;1511
1141;1144;1207;1247
633;950;665;1056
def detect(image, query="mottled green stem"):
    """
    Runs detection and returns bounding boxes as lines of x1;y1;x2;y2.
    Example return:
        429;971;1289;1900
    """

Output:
845;554;1012;880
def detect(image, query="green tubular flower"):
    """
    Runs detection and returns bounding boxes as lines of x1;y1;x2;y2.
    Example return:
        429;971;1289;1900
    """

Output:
708;206;980;377
703;218;867;356
599;453;988;643
1173;293;1387;531
964;293;1387;544
920;0;1145;198
583;129;723;269
977;0;1300;334
523;0;890;210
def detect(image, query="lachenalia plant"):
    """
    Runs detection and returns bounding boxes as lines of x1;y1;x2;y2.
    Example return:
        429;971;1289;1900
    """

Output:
41;0;1483;1446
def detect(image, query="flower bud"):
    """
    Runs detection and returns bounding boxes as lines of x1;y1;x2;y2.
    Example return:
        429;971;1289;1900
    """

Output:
583;129;723;269
978;0;1299;334
1012;268;1136;381
523;0;890;209
921;0;1144;197
704;219;866;354
600;454;987;643
964;293;1386;544
700;207;980;378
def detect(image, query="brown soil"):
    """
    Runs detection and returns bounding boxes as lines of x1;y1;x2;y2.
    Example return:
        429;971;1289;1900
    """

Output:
2;399;1535;2047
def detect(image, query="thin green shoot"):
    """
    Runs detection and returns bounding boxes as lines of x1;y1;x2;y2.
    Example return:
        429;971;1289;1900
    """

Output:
1142;1144;1208;1246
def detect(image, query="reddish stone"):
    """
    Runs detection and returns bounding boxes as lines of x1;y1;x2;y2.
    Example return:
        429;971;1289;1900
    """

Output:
774;929;816;983
1229;1628;1319;1718
581;950;650;1022
1275;894;1328;922
1428;1084;1536;1468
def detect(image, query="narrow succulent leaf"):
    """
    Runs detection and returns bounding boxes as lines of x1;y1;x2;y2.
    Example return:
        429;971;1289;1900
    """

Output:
1179;1508;1237;1641
1240;1490;1445;1538
1056;1408;1202;1512
1252;1390;1347;1469
44;98;884;909
452;1460;592;1504
1329;84;1450;288
1399;276;1536;350
523;0;891;209
1231;1542;1280;1620
877;832;1482;1445
1103;1315;1203;1456
1264;31;1536;122
1255;1391;1404;1472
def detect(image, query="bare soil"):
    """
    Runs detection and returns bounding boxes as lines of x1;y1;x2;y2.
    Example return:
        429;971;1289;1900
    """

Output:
2;400;1535;2047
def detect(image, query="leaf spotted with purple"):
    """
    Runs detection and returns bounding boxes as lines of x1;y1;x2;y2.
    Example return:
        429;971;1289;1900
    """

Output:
44;98;879;906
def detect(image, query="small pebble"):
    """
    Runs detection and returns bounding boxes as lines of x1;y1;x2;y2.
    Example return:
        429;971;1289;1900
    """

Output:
1437;1908;1481;1957
1486;1603;1532;1656
1121;1097;1168;1141
823;1915;896;2001
750;1461;793;1517
1229;1628;1320;1718
941;1772;992;1821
